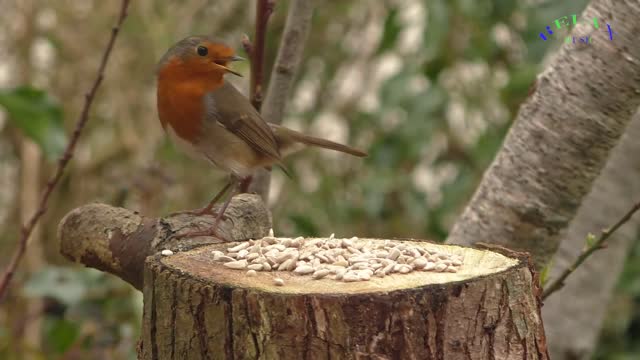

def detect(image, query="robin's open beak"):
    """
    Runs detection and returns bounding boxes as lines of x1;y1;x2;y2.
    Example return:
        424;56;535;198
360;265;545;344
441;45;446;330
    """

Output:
219;55;244;76
222;66;242;77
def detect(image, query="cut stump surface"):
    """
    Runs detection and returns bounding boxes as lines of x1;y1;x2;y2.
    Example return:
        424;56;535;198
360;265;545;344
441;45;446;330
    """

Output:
140;238;548;360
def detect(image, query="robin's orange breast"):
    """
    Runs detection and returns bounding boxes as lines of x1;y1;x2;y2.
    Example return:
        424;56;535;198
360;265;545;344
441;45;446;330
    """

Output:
157;59;223;144
157;85;205;144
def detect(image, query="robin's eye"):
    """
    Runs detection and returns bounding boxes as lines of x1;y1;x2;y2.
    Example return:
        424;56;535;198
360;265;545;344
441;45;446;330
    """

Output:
196;46;208;56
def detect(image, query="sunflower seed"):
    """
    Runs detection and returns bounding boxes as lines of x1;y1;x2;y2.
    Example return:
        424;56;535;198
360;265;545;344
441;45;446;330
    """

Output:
278;258;296;271
224;260;248;269
294;265;315;275
412;257;428;269
343;271;360;282
358;270;372;280
435;263;447;272
217;255;235;263
211;236;463;282
228;242;250;253
383;263;395;275
312;269;331;279
388;248;401;261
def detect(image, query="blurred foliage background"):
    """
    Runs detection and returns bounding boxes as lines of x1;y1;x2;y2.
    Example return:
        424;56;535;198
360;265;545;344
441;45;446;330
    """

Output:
0;0;637;359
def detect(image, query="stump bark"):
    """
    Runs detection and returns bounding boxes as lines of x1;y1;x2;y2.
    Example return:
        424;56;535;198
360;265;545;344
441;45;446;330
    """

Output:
139;240;548;360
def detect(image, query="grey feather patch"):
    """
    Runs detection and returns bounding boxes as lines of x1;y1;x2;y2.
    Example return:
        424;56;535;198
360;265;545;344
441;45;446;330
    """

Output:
203;92;220;122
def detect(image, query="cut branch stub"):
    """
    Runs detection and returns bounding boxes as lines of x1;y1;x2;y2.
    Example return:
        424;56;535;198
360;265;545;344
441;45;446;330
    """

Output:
139;239;548;359
57;194;271;290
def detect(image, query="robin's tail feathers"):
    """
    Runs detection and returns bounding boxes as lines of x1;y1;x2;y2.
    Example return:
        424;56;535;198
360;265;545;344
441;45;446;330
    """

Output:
270;124;367;157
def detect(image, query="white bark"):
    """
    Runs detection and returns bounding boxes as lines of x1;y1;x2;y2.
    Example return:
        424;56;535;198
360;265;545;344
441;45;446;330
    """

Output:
543;111;640;359
447;0;640;267
261;0;314;125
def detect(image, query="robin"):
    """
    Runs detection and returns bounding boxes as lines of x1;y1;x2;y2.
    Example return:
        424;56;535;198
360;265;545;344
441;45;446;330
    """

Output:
156;35;366;238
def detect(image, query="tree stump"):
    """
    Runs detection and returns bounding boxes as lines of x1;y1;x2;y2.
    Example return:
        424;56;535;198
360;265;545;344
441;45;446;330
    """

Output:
139;239;548;360
57;197;548;359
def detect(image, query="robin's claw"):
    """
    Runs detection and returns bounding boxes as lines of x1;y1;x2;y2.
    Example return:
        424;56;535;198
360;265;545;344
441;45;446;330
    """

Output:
168;208;229;221
172;225;230;242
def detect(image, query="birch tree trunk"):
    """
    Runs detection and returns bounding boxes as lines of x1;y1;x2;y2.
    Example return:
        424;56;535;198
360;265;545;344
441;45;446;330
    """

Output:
446;0;640;268
543;111;640;359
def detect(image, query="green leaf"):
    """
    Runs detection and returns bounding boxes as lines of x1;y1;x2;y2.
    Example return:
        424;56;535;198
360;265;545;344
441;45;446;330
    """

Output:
288;214;319;236
377;8;401;54
586;232;597;248
423;0;449;61
44;318;80;354
540;260;553;286
0;86;67;159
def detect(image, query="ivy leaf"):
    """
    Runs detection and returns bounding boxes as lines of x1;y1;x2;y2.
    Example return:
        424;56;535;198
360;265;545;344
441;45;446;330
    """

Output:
0;86;67;159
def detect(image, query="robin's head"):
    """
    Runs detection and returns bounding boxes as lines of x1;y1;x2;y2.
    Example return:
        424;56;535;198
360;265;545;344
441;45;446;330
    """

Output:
157;36;243;78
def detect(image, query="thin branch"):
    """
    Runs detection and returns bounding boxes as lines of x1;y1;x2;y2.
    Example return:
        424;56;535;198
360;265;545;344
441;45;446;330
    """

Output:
249;0;276;111
542;199;640;300
241;34;253;62
261;0;314;124
247;0;315;199
0;0;131;301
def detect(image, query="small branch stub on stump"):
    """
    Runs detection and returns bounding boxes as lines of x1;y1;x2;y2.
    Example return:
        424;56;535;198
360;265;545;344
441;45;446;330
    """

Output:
140;238;548;359
57;194;271;290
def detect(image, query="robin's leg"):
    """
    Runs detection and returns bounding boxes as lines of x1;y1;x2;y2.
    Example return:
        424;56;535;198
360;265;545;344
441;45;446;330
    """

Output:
239;175;253;193
169;180;232;218
173;177;241;241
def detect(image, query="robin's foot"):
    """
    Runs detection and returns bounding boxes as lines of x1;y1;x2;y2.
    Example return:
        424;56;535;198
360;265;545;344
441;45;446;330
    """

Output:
173;225;228;241
168;207;229;221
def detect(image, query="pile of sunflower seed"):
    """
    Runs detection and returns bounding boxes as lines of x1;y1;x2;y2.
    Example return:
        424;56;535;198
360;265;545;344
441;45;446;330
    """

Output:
211;232;463;285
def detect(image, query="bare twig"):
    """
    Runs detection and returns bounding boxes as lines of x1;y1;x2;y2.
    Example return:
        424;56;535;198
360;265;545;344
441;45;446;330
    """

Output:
542;199;640;300
261;0;314;124
240;0;276;199
241;34;253;62
248;0;315;198
0;0;131;301
249;0;276;111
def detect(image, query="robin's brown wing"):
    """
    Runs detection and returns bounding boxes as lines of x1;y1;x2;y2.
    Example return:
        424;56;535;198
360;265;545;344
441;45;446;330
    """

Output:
204;82;281;162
